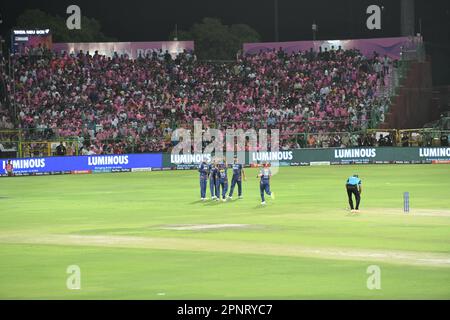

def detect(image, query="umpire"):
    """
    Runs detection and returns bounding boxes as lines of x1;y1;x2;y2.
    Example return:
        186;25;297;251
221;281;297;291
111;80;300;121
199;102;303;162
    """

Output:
345;174;362;212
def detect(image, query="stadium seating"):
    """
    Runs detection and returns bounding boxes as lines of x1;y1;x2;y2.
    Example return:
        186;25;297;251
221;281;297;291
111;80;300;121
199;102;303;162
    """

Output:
0;47;391;153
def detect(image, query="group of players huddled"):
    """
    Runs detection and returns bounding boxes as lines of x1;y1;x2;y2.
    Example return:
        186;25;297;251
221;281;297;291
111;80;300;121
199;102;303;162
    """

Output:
198;156;275;205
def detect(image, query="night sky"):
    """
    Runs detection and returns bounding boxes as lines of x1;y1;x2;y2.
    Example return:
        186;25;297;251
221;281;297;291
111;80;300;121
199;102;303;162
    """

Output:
1;0;449;83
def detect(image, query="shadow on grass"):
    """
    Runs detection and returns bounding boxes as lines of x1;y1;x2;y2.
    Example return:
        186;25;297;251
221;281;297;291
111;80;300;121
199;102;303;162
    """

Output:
253;204;268;209
204;200;228;206
189;200;204;205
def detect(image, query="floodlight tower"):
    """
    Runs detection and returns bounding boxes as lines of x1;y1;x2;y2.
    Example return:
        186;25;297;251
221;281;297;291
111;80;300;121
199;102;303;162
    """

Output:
274;0;279;42
401;0;415;36
0;12;3;56
312;21;318;41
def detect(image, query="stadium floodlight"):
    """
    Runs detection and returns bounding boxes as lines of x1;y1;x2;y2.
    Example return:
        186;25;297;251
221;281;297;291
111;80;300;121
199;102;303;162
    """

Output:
173;24;178;41
312;22;318;40
274;0;279;41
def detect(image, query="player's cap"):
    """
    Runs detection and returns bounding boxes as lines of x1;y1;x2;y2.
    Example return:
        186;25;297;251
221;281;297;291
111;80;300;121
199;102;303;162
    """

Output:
353;174;359;178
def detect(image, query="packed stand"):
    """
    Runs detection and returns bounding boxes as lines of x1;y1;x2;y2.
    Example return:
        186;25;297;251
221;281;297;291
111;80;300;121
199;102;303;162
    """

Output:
0;46;392;154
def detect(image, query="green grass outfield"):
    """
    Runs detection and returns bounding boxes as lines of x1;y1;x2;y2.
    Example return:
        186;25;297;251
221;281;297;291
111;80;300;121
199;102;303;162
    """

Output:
0;164;449;299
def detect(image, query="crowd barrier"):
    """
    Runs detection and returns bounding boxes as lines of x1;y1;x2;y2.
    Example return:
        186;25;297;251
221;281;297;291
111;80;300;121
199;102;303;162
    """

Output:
1;147;449;177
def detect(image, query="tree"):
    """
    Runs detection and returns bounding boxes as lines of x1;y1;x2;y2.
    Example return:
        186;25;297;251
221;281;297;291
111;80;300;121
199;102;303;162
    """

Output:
230;24;261;45
170;18;261;60
16;9;115;43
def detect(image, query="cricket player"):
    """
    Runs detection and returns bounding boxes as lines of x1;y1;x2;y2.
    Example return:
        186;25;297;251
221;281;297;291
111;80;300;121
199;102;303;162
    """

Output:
228;157;246;200
346;174;362;212
209;160;219;200
258;163;275;205
5;160;13;177
217;161;229;202
198;160;209;201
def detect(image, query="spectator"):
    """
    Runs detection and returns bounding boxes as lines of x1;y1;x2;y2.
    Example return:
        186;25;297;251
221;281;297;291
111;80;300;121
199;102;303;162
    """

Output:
0;47;390;153
441;133;449;147
378;134;385;146
56;141;67;156
401;133;410;147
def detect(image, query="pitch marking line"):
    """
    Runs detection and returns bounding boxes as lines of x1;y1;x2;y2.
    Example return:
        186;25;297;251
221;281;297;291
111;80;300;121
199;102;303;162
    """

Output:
160;224;251;231
365;208;450;217
0;234;449;267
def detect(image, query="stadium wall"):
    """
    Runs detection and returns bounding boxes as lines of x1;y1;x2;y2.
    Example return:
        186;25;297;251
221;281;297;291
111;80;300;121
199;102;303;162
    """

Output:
3;147;449;177
243;36;420;59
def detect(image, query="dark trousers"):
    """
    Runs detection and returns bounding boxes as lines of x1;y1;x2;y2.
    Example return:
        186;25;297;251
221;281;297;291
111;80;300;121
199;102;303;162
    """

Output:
200;178;207;199
346;185;360;210
210;177;218;197
219;179;228;199
260;182;271;202
229;176;242;197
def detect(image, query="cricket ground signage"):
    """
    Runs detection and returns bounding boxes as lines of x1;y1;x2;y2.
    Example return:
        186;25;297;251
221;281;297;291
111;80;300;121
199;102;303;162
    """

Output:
1;154;162;176
1;147;449;177
162;147;450;168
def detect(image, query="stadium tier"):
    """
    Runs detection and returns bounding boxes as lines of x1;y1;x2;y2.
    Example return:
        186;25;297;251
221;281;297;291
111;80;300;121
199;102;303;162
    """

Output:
1;46;392;155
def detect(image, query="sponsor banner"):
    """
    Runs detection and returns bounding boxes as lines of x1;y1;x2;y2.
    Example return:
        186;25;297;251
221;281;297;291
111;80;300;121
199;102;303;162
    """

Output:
164;151;294;167
296;147;450;165
419;148;450;160
310;161;331;166
432;160;450;164
333;148;377;159
111;168;132;173
72;170;92;175
131;168;152;172
163;147;450;169
93;168;112;174
35;172;51;176
249;151;294;163
0;154;162;175
2;148;449;177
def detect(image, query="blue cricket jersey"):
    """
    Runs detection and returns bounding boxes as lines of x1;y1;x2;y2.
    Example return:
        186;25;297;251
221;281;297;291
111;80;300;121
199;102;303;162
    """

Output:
209;164;218;180
260;168;271;184
346;176;362;186
198;162;208;180
218;164;228;181
232;163;243;178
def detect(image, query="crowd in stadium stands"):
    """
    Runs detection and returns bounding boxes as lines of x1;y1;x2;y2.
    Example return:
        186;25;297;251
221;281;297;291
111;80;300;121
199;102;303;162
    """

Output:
0;45;392;155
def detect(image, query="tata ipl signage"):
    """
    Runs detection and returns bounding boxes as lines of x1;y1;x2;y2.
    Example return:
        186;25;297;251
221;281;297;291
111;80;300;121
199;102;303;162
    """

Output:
1;154;162;175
